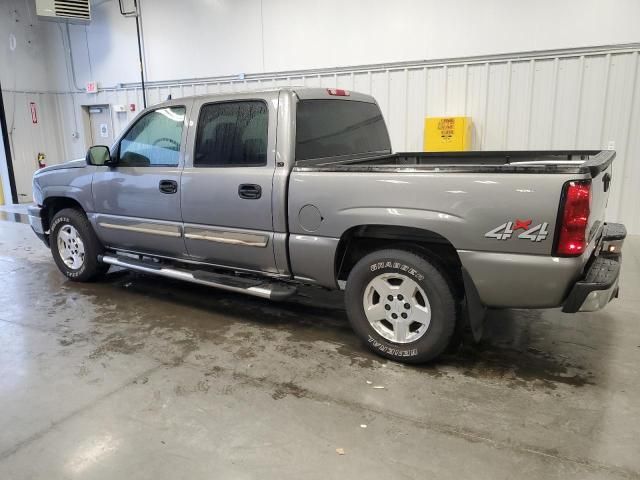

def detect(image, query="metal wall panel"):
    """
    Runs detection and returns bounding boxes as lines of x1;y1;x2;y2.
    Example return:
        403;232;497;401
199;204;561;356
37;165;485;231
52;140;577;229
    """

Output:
2;91;69;202
6;45;640;232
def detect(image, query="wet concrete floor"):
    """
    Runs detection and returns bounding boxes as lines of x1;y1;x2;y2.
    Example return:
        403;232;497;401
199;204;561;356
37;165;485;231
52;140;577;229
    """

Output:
0;218;639;479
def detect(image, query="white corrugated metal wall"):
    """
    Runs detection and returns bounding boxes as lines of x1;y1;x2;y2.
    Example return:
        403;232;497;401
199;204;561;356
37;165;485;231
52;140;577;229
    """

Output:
6;44;640;233
2;91;69;203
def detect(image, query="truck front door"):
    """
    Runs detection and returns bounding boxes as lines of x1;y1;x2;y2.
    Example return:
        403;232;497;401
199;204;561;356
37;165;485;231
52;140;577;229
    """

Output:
91;101;191;257
180;93;278;273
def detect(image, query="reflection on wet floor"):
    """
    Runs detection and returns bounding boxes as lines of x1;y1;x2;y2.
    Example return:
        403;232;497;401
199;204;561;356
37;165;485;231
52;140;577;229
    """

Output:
0;203;31;225
80;268;596;390
0;211;29;224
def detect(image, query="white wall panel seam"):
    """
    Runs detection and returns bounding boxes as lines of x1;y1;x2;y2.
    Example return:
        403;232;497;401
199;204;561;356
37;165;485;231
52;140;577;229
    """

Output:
403;69;410;148
549;58;559;148
482;63;490;149
463;64;469;114
599;54;613;145
573;56;586;149
525;60;535;149
503;61;512;150
618;51;639;233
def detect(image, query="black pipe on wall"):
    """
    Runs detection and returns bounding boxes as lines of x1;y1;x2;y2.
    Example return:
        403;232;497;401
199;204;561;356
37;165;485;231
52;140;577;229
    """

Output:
0;81;19;204
119;0;147;108
134;0;147;109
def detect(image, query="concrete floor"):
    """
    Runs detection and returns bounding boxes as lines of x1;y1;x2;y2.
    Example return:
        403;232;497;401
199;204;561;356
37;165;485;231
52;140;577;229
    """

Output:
0;216;639;479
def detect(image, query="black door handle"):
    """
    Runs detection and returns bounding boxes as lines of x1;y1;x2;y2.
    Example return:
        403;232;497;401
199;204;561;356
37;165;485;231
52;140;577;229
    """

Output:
159;179;178;194
238;184;262;199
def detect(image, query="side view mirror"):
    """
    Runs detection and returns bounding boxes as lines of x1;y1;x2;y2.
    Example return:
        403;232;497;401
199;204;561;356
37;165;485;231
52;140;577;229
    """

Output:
86;145;114;166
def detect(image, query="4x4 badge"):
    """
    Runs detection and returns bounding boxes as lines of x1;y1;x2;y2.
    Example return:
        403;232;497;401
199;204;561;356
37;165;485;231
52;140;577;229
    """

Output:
485;219;549;242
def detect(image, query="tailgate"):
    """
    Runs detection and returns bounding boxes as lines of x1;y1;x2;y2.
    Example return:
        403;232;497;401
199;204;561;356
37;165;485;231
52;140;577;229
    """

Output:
585;162;613;256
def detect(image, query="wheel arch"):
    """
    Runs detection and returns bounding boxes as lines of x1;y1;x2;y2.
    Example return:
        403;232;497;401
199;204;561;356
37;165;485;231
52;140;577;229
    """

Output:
41;196;85;232
335;224;461;283
334;224;486;340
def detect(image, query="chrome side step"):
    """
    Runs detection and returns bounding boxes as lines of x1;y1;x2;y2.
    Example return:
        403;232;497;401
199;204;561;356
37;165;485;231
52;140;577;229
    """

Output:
100;255;297;301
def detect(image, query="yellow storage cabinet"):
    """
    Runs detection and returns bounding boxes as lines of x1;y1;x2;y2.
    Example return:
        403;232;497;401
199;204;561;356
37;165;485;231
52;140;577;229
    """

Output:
423;116;472;152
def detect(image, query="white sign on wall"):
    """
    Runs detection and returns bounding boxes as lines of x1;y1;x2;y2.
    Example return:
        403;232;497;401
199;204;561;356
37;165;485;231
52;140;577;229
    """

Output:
99;123;108;138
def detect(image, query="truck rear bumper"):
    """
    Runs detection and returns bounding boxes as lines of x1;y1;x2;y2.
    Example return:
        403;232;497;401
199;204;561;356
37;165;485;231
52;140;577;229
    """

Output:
562;223;626;313
562;256;620;312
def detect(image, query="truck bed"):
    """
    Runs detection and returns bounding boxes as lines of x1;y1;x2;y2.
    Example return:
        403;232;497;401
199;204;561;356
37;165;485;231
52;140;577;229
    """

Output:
294;150;614;177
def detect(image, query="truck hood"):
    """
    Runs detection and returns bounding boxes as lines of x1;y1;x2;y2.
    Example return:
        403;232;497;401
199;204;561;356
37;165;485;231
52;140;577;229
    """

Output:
35;158;86;176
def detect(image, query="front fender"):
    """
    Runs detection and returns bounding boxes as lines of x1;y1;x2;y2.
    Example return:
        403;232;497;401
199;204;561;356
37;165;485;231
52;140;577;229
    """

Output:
35;167;95;212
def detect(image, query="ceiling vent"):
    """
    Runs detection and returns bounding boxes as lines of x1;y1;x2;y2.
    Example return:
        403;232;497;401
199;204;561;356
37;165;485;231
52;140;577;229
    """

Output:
36;0;91;24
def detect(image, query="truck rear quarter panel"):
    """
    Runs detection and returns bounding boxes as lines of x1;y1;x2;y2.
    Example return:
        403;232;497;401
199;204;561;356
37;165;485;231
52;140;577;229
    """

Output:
288;170;591;307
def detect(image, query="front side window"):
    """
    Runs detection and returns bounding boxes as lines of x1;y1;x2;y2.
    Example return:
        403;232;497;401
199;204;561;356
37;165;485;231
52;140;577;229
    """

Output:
194;101;268;167
119;106;186;167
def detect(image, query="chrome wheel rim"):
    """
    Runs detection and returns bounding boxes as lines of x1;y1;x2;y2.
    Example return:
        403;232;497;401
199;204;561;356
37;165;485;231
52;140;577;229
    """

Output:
57;224;85;270
363;272;431;344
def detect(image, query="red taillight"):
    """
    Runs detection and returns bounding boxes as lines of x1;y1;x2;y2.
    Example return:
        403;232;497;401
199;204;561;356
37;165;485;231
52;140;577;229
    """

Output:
555;180;591;256
327;88;350;96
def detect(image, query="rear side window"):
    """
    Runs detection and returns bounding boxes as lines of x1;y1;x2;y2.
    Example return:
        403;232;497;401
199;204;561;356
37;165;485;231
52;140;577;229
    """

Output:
194;101;268;167
295;100;391;161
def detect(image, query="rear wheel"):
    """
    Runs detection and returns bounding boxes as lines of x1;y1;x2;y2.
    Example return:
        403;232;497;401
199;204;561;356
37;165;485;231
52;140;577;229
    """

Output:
345;249;457;363
50;208;109;282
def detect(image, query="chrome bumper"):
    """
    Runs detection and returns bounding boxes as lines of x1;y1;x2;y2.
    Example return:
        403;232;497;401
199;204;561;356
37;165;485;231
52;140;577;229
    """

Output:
29;215;44;234
562;256;621;312
577;277;619;312
27;205;44;234
27;205;49;246
562;223;625;313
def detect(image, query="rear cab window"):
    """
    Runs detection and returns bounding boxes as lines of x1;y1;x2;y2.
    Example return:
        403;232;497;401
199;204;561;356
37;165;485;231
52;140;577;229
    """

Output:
295;100;391;161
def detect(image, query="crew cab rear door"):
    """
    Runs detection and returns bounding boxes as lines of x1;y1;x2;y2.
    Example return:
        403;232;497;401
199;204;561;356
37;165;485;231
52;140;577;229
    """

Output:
180;92;278;273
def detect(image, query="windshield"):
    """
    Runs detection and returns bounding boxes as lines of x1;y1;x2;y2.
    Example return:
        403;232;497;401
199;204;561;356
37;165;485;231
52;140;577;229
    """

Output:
295;100;391;161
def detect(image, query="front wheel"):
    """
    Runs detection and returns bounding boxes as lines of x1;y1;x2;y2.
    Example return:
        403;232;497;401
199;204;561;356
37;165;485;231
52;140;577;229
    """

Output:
50;208;109;282
345;249;457;364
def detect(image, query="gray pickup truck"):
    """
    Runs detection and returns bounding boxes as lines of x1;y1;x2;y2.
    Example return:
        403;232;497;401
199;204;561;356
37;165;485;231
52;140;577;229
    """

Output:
29;87;626;363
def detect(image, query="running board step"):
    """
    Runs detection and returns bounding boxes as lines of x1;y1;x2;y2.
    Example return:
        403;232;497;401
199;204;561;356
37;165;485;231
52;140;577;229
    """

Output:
99;255;297;301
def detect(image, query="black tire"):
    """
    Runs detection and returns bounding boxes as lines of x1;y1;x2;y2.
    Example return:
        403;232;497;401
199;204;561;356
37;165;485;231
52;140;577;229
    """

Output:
50;208;109;282
345;249;457;364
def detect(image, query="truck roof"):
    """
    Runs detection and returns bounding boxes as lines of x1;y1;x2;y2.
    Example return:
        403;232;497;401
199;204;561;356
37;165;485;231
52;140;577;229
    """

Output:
156;87;377;106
